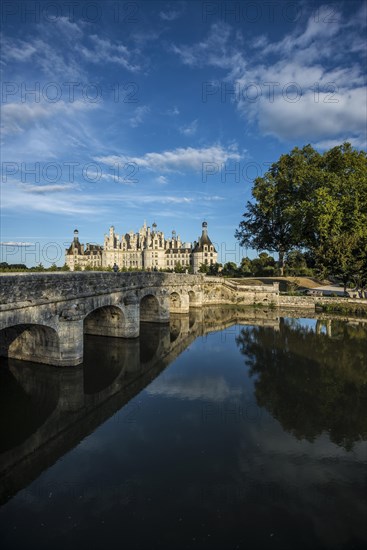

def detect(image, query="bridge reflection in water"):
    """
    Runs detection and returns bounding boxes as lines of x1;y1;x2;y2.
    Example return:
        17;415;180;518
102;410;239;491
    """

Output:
1;307;367;550
0;306;278;505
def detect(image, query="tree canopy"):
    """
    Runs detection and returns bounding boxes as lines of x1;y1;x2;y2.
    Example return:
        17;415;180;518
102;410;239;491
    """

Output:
235;143;367;285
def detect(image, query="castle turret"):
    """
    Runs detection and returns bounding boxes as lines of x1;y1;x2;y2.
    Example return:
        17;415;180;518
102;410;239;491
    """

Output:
192;221;217;273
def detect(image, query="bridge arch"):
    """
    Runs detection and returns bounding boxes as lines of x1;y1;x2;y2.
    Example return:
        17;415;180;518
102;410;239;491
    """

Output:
169;291;182;313
188;290;195;303
84;305;125;338
140;293;161;322
0;323;61;366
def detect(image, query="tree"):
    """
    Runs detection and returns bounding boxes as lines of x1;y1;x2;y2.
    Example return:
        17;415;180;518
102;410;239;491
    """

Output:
222;262;238;277
285;250;312;276
304;143;367;290
208;262;222;276
236;142;367;286
235;145;322;275
239;257;253;277
251;252;276;277
198;263;209;274
314;234;367;294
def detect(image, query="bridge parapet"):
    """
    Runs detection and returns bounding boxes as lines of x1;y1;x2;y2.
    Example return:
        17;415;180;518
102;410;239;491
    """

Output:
0;272;205;310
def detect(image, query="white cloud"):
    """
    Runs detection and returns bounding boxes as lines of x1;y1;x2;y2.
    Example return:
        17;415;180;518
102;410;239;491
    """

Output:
101;194;194;205
96;144;242;174
172;22;246;77
1;37;37;61
262;5;342;59
129;105;150;128
311;136;367;151
256;87;366;141
179;119;198;136
81;35;140;72
166;106;180;116
1;19;141;78
155;175;169;185
1;181;105;216
0;241;34;247
20;183;79;193
159;1;186;21
1;100;97;136
172;9;367;146
1;33;84;79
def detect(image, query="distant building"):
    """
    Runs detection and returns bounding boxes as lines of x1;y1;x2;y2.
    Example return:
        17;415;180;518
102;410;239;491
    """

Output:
65;230;103;271
65;222;217;273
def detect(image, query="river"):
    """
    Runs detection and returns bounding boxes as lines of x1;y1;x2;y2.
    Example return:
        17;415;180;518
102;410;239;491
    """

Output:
0;307;366;549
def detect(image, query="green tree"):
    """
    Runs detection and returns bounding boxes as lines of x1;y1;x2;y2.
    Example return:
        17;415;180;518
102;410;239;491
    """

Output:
208;262;222;276
235;145;322;275
314;234;367;294
236;142;367;286
198;263;209;274
239;257;253;277
304;143;367;290
284;250;313;276
222;262;238;277
251;252;276;277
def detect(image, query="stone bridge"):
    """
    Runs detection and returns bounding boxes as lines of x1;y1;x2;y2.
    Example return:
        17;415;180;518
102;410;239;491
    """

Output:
0;272;279;366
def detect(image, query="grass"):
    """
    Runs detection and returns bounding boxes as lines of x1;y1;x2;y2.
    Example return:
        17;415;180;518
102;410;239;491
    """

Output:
317;302;367;317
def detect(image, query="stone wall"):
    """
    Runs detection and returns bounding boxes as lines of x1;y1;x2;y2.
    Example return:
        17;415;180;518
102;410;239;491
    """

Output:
0;272;205;309
279;294;367;308
202;278;280;306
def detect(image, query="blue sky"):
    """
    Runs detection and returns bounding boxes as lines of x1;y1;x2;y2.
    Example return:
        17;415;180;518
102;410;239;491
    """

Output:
1;0;366;266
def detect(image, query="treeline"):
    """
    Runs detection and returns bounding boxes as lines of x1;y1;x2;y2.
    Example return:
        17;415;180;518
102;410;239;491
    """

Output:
201;250;314;278
0;262;194;274
235;143;367;292
0;262;70;272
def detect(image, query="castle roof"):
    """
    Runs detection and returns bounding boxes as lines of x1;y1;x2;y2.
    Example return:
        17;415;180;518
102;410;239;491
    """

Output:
192;222;216;253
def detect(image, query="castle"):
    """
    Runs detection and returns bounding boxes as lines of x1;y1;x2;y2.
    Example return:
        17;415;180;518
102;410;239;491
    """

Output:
65;221;217;273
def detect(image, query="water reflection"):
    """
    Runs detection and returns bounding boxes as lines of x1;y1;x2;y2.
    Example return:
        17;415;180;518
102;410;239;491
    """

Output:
236;317;367;450
0;308;366;550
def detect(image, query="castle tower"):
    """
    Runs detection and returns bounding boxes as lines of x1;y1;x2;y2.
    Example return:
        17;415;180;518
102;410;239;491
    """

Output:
191;221;217;273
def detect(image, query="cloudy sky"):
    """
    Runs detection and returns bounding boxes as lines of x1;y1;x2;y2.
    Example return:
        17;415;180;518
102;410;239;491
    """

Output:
1;0;366;266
